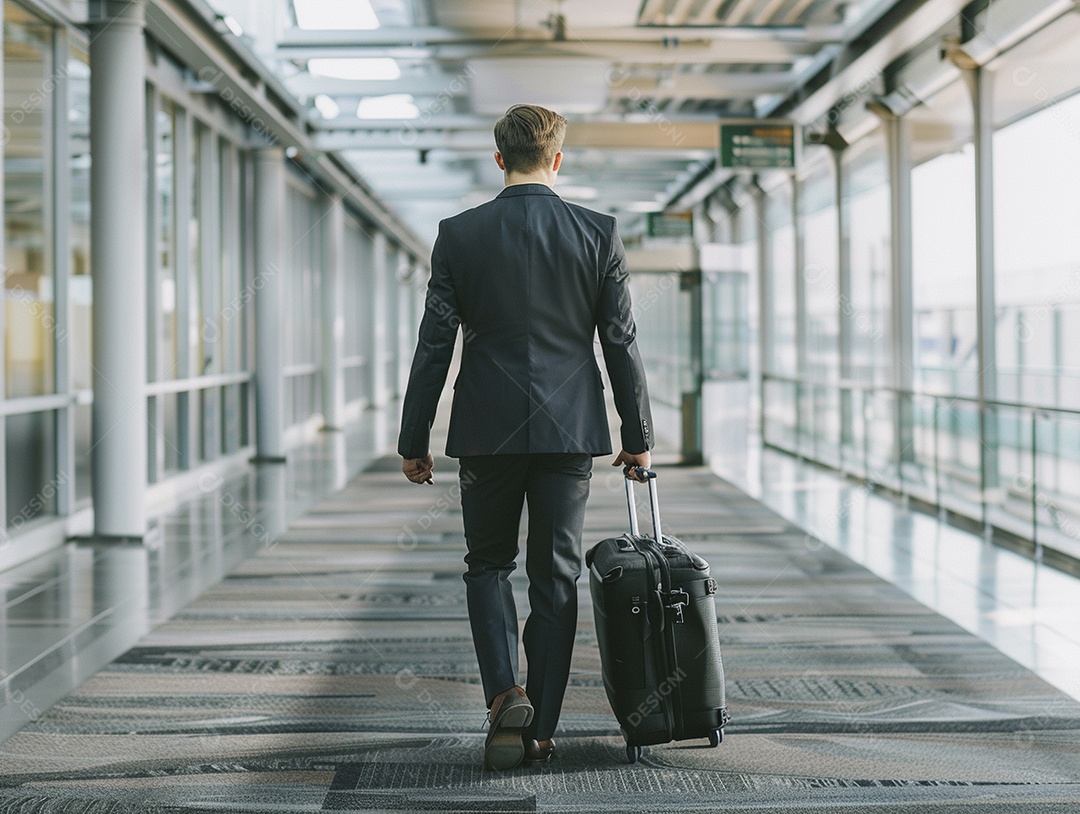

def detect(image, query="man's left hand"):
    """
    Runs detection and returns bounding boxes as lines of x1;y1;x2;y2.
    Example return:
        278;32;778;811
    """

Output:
402;453;435;485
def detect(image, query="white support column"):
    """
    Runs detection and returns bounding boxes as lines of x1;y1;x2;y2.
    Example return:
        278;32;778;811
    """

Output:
199;125;221;459
0;7;6;529
89;0;148;539
144;86;164;484
385;243;399;400
883;111;916;467
791;176;808;451
174;108;193;468
368;230;389;408
320;194;346;430
833;145;855;450
253;147;287;461
753;183;772;437
396;249;413;399
966;66;1000;511
413;268;427;353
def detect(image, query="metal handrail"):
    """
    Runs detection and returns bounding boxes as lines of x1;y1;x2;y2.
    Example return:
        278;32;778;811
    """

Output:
281;363;320;379
762;373;1080;418
0;393;74;417
761;372;1080;561
145;371;251;396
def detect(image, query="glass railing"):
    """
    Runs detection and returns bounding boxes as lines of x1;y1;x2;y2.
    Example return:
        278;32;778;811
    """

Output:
761;373;1080;565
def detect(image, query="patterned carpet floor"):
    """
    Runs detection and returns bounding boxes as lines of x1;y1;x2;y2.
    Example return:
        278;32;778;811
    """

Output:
1;455;1078;812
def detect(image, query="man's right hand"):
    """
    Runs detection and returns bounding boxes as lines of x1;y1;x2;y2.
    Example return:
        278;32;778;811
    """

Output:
403;453;435;485
612;449;651;482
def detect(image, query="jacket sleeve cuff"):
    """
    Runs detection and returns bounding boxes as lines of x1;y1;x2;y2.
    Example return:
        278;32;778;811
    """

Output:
620;417;652;454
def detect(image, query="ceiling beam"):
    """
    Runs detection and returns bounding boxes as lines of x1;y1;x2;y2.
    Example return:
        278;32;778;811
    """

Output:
316;121;720;151
377;185;672;201
285;69;795;101
284;74;470;98
613;71;796;98
310;112;731;131
276;39;820;65
277;25;842;48
314;114;496;130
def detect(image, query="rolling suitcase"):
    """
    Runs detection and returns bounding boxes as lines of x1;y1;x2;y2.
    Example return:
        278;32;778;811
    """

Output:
586;466;729;763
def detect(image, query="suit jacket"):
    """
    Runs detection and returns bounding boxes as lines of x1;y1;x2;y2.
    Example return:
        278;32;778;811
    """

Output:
397;183;653;459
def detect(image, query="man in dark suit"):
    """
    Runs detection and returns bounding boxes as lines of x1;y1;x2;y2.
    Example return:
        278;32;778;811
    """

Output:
398;104;653;770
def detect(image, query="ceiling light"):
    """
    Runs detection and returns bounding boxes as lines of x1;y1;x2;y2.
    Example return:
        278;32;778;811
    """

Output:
356;94;419;120
308;58;401;81
314;94;340;119
294;0;379;30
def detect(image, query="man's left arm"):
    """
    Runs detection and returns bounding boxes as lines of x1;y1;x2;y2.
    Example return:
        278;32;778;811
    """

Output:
398;228;458;483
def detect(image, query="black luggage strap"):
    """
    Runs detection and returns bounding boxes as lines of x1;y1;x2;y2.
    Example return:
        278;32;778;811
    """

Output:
634;594;659;693
663;578;717;619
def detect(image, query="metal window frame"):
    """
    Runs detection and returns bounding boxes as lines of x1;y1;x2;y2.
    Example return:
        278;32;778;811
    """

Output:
0;4;78;530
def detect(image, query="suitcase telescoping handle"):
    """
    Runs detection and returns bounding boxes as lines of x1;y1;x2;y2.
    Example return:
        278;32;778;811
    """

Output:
624;466;667;546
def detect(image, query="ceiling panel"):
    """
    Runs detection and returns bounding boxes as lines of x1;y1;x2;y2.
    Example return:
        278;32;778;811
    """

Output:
261;0;906;245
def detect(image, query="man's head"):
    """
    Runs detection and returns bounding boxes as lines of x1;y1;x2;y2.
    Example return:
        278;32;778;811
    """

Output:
493;104;567;179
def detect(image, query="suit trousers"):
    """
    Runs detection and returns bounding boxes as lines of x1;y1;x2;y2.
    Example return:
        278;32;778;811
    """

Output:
458;452;593;741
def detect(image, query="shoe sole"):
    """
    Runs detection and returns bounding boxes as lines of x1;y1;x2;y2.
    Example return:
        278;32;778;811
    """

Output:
484;703;533;770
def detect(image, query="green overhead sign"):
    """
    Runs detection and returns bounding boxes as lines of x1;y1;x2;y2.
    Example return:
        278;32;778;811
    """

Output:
646;210;693;239
719;121;797;170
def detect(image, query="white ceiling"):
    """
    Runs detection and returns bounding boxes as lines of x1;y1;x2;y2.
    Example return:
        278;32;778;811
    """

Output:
213;0;904;246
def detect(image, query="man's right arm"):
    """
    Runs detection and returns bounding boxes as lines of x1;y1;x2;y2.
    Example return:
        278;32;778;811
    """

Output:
596;220;654;463
397;226;459;461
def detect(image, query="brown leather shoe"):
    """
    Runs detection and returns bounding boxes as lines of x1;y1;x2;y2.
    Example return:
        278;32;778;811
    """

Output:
484;686;533;770
523;736;556;763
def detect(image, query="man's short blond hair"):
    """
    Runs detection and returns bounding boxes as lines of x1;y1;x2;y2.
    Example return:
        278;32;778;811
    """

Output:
494;104;568;174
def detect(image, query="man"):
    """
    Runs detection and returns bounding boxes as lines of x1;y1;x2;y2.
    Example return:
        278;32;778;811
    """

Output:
398;104;653;770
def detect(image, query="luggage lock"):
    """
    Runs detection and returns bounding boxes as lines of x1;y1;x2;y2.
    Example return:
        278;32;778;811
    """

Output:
664;589;690;623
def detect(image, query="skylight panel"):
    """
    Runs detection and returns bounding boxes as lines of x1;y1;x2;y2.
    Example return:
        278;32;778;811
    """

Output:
356;94;418;119
294;0;379;30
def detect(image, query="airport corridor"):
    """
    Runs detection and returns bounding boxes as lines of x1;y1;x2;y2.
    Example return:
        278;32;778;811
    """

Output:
2;450;1078;812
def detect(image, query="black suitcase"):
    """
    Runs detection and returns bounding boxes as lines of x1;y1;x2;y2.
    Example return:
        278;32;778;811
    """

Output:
586;467;728;763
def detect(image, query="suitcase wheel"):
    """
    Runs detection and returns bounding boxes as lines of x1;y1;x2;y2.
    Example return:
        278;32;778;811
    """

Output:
709;728;722;748
626;743;642;764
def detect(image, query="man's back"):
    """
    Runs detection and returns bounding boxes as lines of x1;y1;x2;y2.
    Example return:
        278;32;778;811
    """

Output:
399;184;651;460
439;183;615;457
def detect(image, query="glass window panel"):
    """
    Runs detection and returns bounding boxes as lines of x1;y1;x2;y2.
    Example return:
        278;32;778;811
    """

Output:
346;220;369;403
6;409;57;528
156;100;177;379
842;126;891;385
910;81;977;399
69;44;92;501
4;2;55;398
738;203;758;382
994;92;1080;409
219;138;242;374
992;13;1080;129
766;178;796;376
189;120;203;377
800;155;839;382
